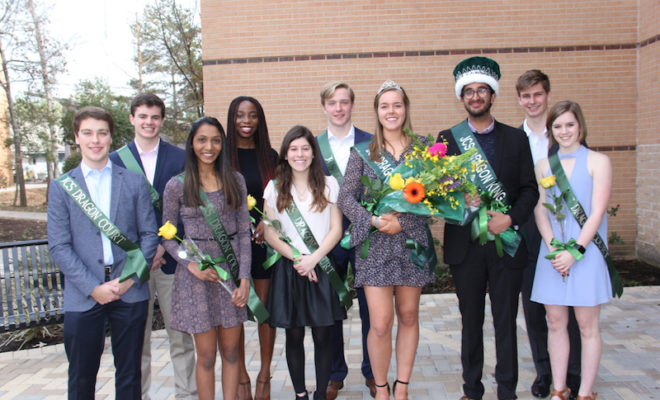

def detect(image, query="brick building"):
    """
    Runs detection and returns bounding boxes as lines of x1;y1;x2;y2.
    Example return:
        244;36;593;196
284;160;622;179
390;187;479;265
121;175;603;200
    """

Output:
200;0;659;264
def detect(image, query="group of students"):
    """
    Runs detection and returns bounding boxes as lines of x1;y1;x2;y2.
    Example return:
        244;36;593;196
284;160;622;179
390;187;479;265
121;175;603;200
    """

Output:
47;56;612;400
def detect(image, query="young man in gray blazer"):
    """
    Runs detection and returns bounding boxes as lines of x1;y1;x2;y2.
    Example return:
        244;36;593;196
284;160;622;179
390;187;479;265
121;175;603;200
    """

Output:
48;106;158;400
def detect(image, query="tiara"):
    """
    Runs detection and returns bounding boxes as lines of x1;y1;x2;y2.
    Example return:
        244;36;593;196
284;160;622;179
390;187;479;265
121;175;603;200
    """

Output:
377;79;401;95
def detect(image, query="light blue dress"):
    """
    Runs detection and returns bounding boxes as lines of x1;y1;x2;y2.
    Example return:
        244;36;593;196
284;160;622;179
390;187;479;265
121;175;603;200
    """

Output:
531;145;612;306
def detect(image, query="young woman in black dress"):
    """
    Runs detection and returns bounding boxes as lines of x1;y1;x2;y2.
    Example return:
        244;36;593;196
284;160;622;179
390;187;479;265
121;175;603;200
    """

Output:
263;126;345;399
226;96;278;400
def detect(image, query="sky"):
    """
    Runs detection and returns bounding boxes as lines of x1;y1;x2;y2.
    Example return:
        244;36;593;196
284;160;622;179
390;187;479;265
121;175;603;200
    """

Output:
46;0;199;98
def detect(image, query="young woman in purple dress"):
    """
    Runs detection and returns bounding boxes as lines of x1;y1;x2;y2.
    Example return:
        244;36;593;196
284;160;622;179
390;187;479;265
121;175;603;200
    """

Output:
161;116;251;400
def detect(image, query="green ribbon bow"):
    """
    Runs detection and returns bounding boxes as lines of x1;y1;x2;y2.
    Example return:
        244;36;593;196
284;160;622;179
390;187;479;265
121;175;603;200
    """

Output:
470;194;521;258
198;254;231;281
544;238;585;262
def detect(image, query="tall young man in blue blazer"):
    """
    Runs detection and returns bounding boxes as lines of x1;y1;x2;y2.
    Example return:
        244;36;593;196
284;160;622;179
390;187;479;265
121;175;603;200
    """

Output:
109;93;196;399
48;106;159;399
316;81;376;399
437;57;538;400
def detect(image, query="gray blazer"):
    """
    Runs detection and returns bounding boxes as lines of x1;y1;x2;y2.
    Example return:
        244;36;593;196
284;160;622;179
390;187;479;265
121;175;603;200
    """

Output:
48;164;159;312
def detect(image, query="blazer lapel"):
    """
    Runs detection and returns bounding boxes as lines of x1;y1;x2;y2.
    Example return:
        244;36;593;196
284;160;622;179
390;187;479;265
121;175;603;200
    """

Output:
153;140;167;190
492;120;505;177
110;166;123;220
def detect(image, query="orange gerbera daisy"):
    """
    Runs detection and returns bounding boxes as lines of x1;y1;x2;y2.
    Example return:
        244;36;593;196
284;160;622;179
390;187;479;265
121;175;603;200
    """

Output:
403;181;425;203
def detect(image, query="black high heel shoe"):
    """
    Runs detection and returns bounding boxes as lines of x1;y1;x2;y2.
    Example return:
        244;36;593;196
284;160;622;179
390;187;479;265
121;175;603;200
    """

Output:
375;382;390;397
393;379;409;399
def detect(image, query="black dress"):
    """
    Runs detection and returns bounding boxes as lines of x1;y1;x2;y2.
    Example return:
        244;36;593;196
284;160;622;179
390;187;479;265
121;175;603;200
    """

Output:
263;179;346;328
237;147;278;279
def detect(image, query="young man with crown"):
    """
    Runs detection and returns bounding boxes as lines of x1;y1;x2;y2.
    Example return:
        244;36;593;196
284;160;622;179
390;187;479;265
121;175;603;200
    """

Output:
437;57;538;400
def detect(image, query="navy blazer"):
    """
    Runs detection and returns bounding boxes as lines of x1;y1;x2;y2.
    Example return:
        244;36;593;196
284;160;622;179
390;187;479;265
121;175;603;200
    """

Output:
316;127;373;270
110;140;186;274
47;164;159;312
438;120;538;267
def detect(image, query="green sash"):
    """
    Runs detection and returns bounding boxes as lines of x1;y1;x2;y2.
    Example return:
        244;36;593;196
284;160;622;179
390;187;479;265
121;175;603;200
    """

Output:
117;145;162;212
548;152;623;298
450;120;521;257
281;189;353;309
177;175;270;322
353;141;438;271
317;131;344;185
56;174;150;283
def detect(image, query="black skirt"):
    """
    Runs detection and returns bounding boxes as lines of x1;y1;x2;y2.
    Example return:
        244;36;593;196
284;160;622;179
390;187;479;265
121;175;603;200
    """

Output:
267;257;346;328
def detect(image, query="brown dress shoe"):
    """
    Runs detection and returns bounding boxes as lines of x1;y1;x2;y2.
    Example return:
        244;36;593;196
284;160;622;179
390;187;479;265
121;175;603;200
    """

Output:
365;378;377;398
325;380;344;400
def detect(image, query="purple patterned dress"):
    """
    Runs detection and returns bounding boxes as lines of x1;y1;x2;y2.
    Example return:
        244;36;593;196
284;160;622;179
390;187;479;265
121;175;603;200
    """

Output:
162;173;251;333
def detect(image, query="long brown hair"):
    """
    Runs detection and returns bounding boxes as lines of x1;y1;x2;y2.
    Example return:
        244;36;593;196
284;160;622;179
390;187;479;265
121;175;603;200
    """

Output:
275;125;329;213
369;83;413;161
183;117;242;210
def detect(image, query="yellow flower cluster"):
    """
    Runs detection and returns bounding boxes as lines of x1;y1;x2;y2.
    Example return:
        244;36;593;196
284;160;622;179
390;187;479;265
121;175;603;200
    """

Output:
539;175;556;189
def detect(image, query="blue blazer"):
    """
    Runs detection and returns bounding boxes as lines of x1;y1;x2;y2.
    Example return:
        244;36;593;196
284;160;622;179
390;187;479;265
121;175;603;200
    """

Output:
48;163;159;312
109;140;185;274
316;127;373;270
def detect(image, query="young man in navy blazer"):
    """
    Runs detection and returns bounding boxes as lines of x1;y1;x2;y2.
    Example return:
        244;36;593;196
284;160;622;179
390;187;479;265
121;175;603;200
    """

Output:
109;94;196;399
316;81;376;399
48;106;159;399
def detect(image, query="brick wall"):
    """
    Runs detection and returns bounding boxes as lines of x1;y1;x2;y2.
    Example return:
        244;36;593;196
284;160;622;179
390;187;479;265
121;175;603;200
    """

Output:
636;0;660;264
201;0;658;261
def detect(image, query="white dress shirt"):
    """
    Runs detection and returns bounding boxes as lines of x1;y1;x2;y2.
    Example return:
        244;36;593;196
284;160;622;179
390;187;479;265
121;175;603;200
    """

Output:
81;160;114;265
523;119;549;167
135;139;160;185
326;125;355;176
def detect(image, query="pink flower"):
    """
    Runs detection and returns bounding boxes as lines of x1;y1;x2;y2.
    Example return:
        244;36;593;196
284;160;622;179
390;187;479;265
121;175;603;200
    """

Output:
428;142;447;157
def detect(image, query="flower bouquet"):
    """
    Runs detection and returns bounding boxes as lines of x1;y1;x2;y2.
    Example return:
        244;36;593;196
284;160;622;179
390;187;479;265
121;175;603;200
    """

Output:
358;129;478;222
341;130;479;268
158;221;233;294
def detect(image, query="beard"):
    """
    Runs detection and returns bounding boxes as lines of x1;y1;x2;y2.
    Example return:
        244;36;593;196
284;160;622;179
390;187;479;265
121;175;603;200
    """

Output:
464;98;493;118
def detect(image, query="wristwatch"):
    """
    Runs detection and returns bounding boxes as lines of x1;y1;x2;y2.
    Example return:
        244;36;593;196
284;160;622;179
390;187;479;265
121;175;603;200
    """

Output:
573;243;586;254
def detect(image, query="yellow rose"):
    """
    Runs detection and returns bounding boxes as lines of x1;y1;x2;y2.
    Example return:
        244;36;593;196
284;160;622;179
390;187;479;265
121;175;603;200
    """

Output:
539;175;556;189
247;194;257;211
389;173;405;190
158;221;178;240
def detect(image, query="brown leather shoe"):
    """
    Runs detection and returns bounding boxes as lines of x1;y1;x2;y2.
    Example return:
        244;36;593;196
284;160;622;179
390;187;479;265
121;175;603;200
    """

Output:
365;378;377;398
325;380;344;400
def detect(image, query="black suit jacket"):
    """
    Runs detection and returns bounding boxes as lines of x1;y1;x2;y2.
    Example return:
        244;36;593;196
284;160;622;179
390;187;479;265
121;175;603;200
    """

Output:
110;139;186;274
437;119;538;267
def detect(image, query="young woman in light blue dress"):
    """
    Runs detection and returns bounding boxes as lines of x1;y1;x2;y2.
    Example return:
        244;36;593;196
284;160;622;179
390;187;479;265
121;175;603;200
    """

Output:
531;101;612;400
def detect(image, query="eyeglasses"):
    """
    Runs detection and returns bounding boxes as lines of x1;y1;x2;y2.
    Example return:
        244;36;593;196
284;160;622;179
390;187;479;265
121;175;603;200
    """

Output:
462;87;491;98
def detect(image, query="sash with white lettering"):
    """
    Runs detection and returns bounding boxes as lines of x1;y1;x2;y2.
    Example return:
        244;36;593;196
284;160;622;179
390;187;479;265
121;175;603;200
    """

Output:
280;187;353;309
353;141;438;271
176;175;269;322
56;174;150;283
317;130;344;185
548;152;623;297
450;120;521;257
117;145;162;212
